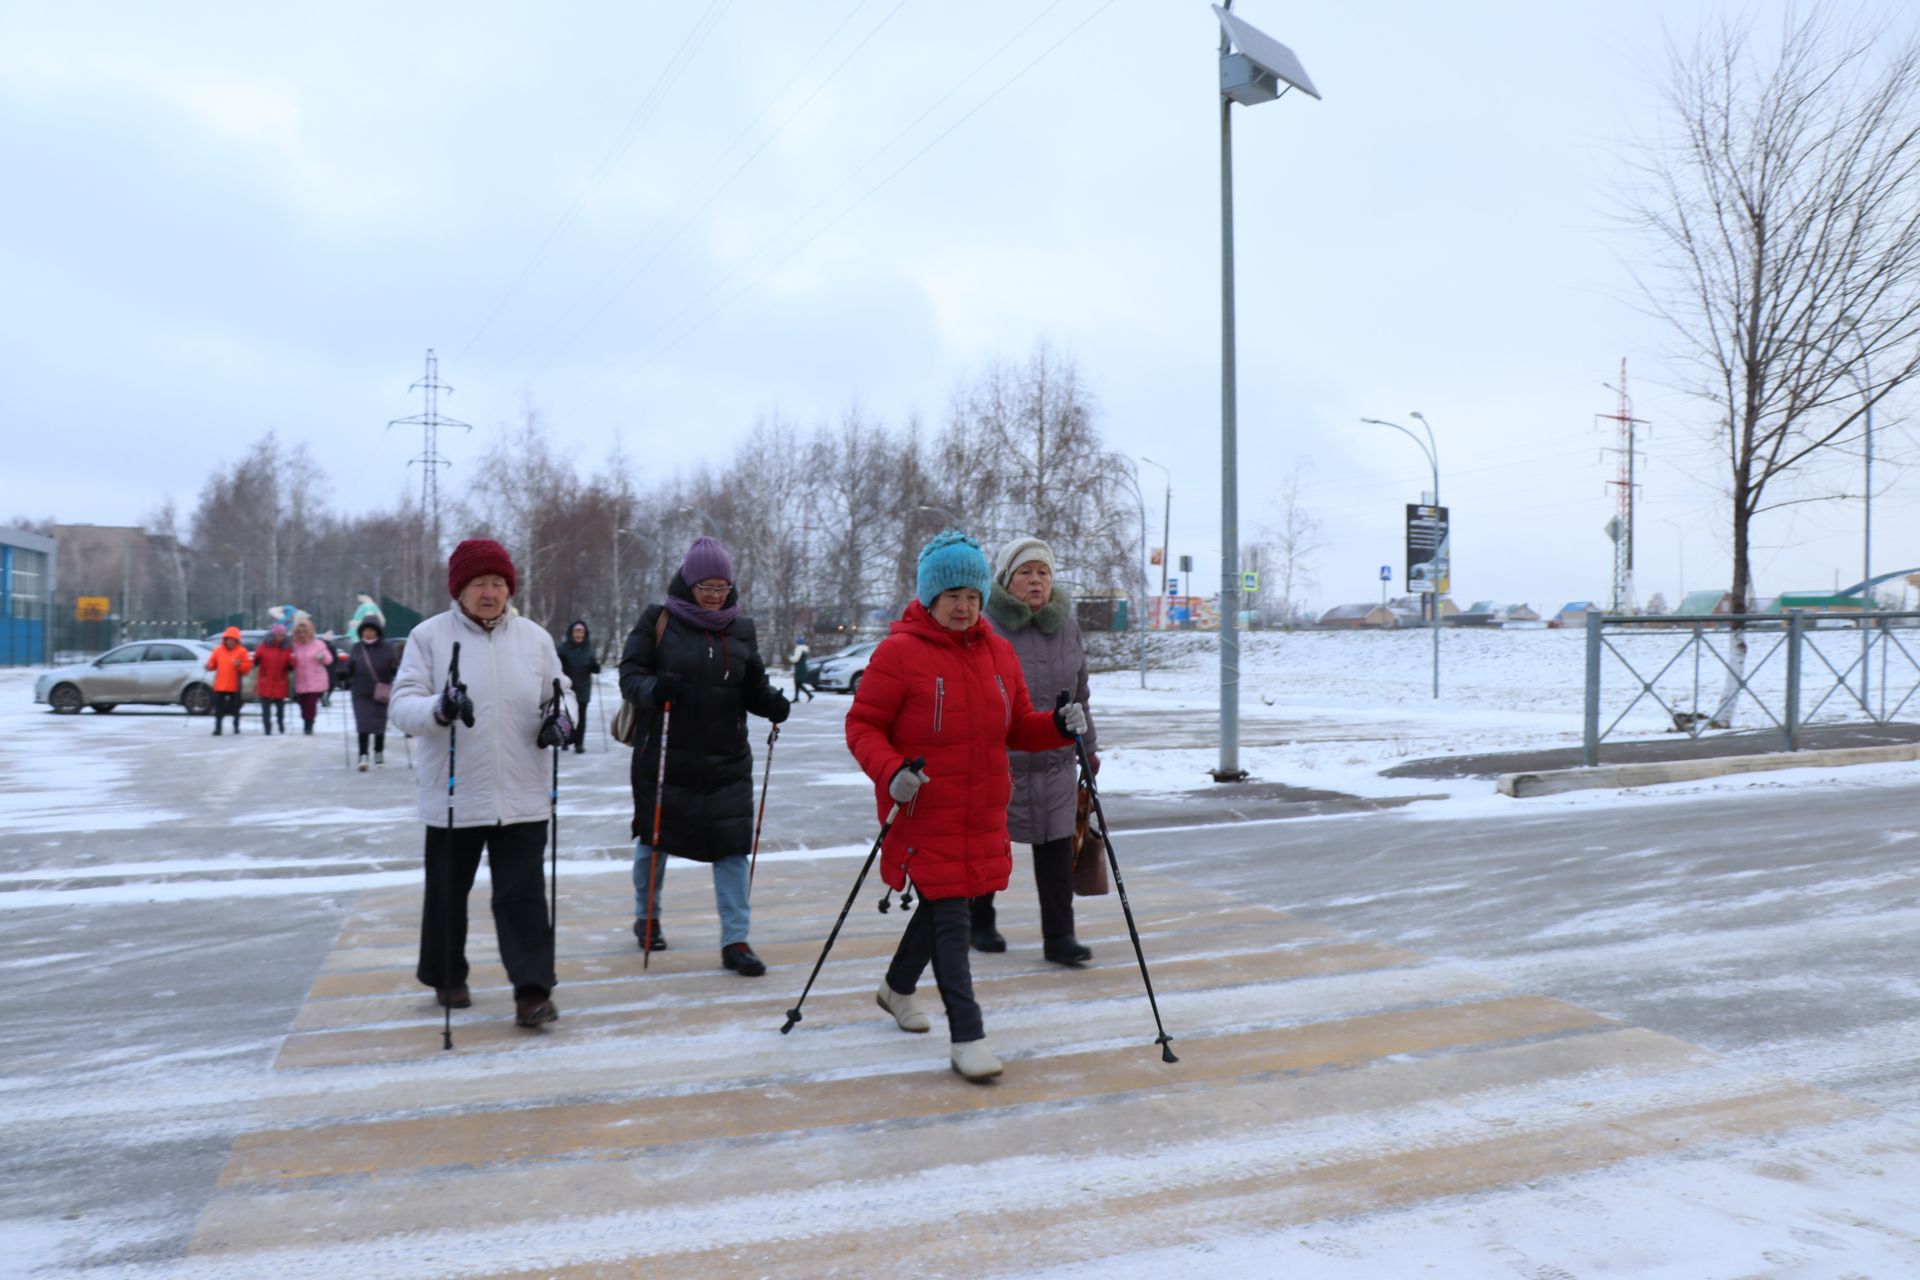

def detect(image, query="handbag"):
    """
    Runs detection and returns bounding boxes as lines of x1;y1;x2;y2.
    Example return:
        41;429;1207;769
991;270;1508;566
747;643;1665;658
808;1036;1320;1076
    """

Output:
1069;780;1109;896
359;649;391;704
611;610;670;748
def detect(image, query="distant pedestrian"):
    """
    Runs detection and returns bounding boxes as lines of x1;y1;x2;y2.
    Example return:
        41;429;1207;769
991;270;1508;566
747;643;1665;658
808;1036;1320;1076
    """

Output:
619;536;789;975
205;626;253;736
287;618;334;734
977;535;1096;964
846;530;1086;1081
789;635;816;701
350;617;401;770
390;538;570;1029
555;619;600;754
252;624;294;734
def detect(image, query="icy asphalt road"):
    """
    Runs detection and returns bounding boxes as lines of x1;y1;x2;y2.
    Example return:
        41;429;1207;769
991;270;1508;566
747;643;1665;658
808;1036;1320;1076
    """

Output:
1;670;1918;1274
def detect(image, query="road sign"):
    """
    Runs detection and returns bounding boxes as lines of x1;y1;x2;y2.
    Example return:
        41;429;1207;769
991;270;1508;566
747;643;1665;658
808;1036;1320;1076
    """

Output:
1242;571;1259;593
1179;555;1193;574
1167;578;1179;595
1380;565;1391;582
75;597;110;622
1405;504;1451;595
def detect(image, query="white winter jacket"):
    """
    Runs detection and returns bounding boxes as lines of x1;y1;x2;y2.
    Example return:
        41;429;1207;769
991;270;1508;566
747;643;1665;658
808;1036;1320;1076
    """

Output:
390;608;566;828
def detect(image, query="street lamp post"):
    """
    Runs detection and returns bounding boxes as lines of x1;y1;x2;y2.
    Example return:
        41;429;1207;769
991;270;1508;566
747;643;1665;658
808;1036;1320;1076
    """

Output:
1362;414;1442;698
1140;456;1172;606
1213;2;1320;781
1120;463;1151;688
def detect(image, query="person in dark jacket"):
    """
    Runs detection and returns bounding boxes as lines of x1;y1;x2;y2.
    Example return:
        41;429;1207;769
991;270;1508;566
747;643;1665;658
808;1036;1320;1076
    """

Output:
845;530;1086;1081
977;535;1098;964
349;617;401;770
619;537;790;976
556;619;600;754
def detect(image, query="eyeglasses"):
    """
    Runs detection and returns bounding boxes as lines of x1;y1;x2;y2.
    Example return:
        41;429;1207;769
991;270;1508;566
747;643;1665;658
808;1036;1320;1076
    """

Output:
692;580;732;595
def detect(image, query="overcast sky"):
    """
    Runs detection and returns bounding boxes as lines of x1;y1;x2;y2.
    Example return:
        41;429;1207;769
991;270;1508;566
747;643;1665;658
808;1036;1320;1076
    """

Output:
3;0;1916;612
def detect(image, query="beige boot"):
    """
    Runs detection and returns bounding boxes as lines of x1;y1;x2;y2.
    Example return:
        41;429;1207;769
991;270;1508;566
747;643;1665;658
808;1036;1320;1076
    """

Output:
875;982;929;1033
949;1038;1002;1081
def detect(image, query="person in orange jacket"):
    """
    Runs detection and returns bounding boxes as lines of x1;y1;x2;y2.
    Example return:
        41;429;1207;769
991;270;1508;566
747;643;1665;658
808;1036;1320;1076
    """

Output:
205;626;254;736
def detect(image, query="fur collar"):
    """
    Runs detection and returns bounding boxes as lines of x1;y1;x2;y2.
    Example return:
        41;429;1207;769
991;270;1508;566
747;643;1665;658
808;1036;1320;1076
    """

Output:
987;582;1071;635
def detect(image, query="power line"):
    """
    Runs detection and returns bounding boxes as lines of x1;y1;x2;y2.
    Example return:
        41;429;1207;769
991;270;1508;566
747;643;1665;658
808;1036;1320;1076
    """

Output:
521;0;908;386
453;0;736;363
566;0;1109;417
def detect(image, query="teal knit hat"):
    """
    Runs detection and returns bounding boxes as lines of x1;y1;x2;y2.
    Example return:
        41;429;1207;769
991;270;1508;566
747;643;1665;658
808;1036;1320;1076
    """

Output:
915;530;991;607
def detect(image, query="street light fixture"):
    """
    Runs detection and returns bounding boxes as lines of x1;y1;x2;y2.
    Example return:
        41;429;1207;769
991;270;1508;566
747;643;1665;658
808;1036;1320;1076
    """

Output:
1362;413;1442;698
915;502;965;528
1211;2;1320;782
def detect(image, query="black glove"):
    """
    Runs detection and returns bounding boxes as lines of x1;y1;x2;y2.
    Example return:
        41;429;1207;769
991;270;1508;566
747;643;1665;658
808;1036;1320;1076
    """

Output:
766;690;791;725
537;702;574;748
650;672;685;709
436;682;475;728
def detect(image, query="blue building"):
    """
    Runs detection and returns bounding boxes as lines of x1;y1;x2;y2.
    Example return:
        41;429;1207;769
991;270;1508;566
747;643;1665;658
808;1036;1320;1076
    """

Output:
1;527;55;666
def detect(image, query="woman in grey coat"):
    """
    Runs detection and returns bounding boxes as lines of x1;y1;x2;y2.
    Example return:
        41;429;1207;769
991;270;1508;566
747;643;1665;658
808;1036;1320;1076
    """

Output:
349;617;401;771
975;535;1097;965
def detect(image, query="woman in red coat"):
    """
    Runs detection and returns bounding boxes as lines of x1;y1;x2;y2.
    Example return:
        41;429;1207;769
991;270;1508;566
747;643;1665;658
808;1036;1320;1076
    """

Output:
845;531;1087;1081
252;624;295;734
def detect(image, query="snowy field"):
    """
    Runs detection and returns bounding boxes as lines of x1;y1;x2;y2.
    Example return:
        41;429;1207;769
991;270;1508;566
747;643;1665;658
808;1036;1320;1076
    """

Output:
3;633;1920;1279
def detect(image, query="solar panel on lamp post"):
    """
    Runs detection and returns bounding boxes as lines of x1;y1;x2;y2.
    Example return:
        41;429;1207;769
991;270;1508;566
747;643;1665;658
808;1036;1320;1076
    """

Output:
1210;2;1320;781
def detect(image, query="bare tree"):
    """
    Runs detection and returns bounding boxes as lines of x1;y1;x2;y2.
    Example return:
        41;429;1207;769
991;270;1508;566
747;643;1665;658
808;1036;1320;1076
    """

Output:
1265;463;1325;629
1628;6;1920;716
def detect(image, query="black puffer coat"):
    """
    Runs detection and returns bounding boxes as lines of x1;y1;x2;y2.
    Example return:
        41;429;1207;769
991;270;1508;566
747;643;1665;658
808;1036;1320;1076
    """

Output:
556;620;600;697
619;574;785;861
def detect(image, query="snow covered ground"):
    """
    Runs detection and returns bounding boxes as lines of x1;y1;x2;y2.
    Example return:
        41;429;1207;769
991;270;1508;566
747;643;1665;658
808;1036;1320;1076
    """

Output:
3;633;1920;1279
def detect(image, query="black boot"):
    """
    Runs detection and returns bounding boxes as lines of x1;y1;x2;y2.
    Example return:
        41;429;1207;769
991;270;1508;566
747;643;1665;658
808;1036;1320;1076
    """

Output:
633;919;667;952
722;942;766;977
970;925;1007;953
1044;935;1093;965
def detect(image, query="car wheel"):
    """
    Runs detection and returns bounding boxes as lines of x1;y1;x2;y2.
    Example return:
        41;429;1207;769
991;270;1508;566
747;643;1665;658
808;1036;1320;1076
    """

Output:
49;684;84;714
847;672;862;694
90;703;117;713
182;684;213;715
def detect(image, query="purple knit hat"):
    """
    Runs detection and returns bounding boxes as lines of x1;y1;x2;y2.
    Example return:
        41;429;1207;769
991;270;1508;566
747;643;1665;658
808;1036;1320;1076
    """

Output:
681;536;734;585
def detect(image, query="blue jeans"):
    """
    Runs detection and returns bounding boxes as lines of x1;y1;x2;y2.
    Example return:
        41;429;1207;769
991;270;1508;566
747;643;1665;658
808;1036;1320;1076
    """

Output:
632;842;751;946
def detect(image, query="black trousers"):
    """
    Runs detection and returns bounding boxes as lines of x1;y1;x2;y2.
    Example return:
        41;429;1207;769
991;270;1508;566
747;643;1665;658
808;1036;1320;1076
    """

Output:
259;697;286;732
357;731;388;755
572;689;589;747
971;837;1076;940
416;820;555;997
212;690;243;728
886;897;982;1043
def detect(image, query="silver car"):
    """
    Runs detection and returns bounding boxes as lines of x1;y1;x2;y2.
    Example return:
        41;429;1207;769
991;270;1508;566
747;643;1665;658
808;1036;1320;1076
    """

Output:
810;640;880;694
33;640;247;715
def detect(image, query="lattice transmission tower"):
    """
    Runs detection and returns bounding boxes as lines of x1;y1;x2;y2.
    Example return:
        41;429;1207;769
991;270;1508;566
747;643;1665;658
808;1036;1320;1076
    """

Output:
388;349;471;606
1597;357;1651;614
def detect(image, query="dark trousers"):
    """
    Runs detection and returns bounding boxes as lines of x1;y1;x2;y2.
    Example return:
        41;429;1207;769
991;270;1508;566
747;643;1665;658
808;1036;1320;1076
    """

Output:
259;697;286;732
357;732;387;755
886;897;983;1043
212;690;242;730
416;820;555;997
573;689;589;748
971;837;1076;940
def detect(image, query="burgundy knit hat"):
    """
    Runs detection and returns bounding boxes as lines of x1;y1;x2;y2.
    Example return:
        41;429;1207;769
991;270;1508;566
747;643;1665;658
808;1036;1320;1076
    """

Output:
448;539;517;598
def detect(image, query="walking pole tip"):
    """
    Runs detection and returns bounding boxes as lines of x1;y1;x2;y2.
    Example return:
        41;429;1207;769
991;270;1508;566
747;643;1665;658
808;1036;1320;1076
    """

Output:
781;1008;802;1034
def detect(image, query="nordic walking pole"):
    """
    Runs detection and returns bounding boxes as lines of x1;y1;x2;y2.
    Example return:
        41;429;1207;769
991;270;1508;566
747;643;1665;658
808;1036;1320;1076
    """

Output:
643;700;671;970
594;672;608;752
442;641;466;1051
781;757;923;1035
1059;692;1177;1063
748;723;779;889
549;678;563;946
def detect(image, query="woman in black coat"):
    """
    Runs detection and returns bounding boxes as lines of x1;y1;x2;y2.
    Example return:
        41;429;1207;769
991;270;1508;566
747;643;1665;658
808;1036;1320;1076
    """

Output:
349;617;401;771
619;537;789;976
555;619;600;753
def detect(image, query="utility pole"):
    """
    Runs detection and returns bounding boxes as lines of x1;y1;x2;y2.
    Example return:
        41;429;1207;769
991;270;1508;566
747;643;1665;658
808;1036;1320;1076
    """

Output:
388;349;472;606
1599;358;1649;614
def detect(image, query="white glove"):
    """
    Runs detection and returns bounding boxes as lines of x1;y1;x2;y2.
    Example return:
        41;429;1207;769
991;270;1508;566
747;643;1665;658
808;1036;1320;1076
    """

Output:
888;763;929;803
1055;700;1089;737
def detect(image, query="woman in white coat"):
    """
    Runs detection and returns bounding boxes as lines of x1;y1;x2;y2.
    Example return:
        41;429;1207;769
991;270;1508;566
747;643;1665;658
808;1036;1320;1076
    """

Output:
390;539;572;1029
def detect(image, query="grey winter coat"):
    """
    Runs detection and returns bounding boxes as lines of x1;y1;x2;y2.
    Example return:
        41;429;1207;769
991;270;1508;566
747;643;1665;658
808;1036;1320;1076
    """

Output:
987;582;1097;845
349;638;400;735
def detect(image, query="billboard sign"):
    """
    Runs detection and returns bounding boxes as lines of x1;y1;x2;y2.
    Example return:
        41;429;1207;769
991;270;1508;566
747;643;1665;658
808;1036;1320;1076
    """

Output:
1405;505;1450;594
75;597;110;622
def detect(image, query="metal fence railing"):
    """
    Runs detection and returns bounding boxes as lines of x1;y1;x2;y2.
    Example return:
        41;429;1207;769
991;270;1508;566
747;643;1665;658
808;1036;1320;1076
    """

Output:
1582;610;1920;765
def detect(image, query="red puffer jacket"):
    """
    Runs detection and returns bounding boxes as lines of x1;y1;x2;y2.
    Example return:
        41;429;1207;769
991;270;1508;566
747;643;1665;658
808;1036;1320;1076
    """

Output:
846;601;1070;900
252;640;294;699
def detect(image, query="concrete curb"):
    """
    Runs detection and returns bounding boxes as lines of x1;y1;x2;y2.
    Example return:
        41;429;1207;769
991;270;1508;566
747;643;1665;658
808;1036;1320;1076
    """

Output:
1497;742;1920;798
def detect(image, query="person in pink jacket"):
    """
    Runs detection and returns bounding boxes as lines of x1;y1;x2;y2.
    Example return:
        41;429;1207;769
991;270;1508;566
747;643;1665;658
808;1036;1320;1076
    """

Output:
287;617;335;734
